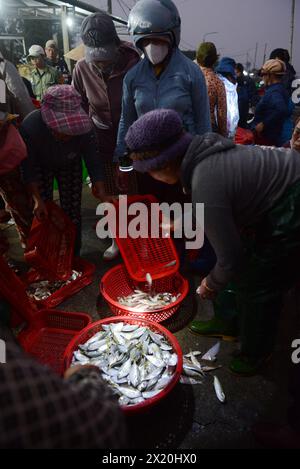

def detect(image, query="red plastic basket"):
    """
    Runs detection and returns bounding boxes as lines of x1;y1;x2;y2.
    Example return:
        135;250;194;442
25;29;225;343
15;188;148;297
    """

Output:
0;255;35;323
18;309;91;375
25;201;76;281
63;316;183;415
111;195;179;282
100;264;189;323
235;127;255;145
0;255;95;325
23;257;96;309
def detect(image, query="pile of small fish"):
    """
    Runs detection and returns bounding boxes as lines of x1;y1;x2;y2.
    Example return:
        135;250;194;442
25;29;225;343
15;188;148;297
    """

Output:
26;270;82;301
181;342;226;403
71;322;178;407
118;290;181;312
117;272;180;313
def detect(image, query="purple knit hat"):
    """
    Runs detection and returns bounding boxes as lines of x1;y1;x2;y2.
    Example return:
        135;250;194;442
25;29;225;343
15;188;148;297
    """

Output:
125;109;193;172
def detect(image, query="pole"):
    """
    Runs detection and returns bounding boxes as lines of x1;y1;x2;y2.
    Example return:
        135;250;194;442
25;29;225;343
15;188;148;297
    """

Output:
107;0;112;14
61;5;71;71
263;43;268;64
253;42;258;70
202;32;218;43
290;0;296;61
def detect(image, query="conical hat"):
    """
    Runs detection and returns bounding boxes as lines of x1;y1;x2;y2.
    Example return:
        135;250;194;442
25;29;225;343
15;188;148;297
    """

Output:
64;43;85;62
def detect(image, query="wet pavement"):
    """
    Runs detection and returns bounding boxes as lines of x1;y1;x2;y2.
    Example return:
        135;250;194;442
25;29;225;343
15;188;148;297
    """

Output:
2;186;299;449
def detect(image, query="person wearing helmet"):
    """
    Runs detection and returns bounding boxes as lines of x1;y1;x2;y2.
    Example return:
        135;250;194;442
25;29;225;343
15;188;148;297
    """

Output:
114;0;211;198
251;59;290;147
72;11;140;260
27;45;62;101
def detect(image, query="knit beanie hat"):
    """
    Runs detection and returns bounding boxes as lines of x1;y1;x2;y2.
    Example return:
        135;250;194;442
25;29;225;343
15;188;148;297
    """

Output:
125;109;193;172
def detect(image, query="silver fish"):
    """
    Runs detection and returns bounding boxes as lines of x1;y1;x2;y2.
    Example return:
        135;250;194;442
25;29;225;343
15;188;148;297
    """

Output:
182;365;204;378
185;351;202;358
73;351;89;364
142;389;162;399
129;397;145;405
202;342;221;362
71;322;177;407
168;353;178;367
160;343;173;351
146;355;165;368
214;375;226;403
26;270;83;300
118;289;181;312
149;331;164;345
189;351;203;370
122;324;140;332
118;358;131;378
110;322;124;333
129;362;140;388
145;367;164;381
117;385;142;399
180;376;202;385
202;365;222;372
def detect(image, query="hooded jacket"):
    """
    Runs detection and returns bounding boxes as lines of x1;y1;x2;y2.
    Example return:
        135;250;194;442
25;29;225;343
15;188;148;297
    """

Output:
72;42;140;159
181;133;300;291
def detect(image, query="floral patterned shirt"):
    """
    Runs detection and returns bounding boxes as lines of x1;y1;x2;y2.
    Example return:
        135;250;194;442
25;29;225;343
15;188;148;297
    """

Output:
199;65;228;137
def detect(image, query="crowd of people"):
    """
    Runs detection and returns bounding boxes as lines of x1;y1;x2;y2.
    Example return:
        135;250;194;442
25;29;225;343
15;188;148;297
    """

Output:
0;0;299;449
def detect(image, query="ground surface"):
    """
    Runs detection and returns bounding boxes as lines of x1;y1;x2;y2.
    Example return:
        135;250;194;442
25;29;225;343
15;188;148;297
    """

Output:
2;186;299;449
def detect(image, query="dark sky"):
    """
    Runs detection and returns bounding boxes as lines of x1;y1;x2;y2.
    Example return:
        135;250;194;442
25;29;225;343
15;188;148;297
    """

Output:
86;0;299;73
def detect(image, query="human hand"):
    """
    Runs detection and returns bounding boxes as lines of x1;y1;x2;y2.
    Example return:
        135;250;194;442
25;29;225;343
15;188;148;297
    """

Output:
255;122;264;134
64;364;100;380
291;121;300;152
92;181;117;203
196;277;217;300
33;198;48;221
115;166;132;193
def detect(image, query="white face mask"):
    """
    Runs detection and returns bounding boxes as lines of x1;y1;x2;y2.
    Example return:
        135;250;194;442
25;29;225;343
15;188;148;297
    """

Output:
144;43;169;65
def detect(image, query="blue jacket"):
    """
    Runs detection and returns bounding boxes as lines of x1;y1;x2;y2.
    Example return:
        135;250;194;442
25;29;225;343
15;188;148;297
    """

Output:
252;83;290;146
114;48;211;159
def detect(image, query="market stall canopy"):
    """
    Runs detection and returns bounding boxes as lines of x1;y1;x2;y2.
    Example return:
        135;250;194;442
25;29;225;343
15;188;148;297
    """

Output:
1;1;127;25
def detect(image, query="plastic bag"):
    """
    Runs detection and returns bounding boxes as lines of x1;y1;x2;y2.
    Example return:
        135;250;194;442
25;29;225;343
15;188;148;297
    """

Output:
219;76;240;139
0;123;27;175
